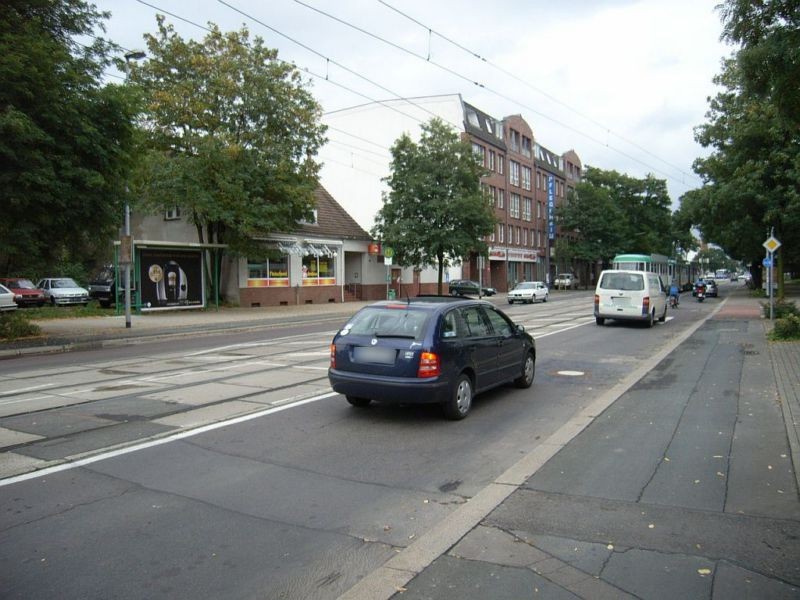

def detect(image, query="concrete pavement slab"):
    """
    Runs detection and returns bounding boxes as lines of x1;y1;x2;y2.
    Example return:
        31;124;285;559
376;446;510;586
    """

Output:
141;381;266;406
0;451;48;477
152;400;267;428
602;547;715;600
0;426;44;449
0;410;116;437
712;560;800;599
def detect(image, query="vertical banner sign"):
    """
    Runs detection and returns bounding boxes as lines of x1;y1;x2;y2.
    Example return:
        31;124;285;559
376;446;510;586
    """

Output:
547;175;556;240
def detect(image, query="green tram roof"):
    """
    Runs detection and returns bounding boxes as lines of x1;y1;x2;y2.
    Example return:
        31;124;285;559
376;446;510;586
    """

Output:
613;254;654;263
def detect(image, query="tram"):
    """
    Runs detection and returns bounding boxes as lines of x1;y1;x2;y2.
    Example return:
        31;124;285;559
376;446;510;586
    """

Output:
612;254;697;291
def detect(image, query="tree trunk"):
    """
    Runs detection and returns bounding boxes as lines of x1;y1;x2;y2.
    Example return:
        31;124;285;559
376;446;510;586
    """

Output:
437;253;444;295
750;259;762;290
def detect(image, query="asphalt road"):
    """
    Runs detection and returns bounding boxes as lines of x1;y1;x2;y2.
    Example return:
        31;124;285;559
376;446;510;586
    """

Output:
0;288;723;599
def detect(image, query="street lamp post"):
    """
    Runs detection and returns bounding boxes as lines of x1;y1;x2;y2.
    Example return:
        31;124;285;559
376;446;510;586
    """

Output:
123;51;145;329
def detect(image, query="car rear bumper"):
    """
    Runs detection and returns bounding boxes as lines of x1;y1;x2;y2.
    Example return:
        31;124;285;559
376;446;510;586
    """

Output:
328;369;451;404
595;303;648;321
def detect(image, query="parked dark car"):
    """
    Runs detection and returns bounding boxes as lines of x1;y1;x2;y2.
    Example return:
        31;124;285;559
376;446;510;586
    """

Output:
0;278;46;307
328;296;535;420
448;279;496;297
88;267;116;308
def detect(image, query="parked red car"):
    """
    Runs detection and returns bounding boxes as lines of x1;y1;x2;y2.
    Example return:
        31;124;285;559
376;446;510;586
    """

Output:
0;278;46;307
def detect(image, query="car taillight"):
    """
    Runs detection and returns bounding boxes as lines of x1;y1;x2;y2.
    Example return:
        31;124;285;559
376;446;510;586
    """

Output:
594;294;599;307
642;296;650;316
417;351;440;378
330;343;336;369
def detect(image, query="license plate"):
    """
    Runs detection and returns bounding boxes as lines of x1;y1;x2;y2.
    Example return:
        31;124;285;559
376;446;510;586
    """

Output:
611;297;630;307
353;346;396;365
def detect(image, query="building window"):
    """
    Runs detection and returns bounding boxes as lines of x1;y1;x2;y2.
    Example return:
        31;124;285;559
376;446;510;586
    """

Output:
523;197;532;221
499;223;504;243
164;206;181;220
472;142;485;166
523;228;528;246
247;251;289;287
510;161;520;186
508;224;513;243
488;150;495;171
522;166;531;191
510;193;521;218
298;209;318;226
521;136;532;158
488;185;496;206
509;129;520;152
497;189;505;209
515;226;520;244
498;156;504;175
302;254;336;286
536;171;541;189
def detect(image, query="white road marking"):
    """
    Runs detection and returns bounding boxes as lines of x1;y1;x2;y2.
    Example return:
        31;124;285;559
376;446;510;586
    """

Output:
0;391;339;487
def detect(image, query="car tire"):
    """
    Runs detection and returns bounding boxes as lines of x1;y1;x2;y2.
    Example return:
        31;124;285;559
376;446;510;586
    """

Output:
450;289;458;296
514;352;535;388
659;305;667;322
508;300;515;305
596;317;604;326
543;295;548;302
443;374;472;420
346;396;371;408
647;309;655;328
50;297;56;306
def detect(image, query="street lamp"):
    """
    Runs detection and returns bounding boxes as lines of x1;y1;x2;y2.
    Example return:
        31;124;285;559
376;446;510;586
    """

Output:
122;51;145;329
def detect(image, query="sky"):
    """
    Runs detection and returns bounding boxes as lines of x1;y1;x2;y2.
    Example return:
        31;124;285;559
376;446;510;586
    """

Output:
95;0;735;231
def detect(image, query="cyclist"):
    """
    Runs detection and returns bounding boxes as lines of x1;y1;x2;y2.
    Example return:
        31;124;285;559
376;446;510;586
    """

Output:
669;280;681;307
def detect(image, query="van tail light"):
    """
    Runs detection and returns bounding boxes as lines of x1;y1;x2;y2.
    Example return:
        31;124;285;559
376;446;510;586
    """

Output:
417;352;440;378
330;343;336;369
594;294;599;308
642;296;650;316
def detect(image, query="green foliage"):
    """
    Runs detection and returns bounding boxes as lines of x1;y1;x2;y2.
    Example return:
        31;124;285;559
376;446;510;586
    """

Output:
372;118;496;291
557;167;674;265
763;300;799;319
0;0;137;276
769;314;800;341
20;302;110;319
131;17;326;256
0;312;41;341
720;0;800;126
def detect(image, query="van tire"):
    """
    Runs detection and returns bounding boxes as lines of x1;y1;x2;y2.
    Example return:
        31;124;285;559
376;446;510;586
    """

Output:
647;309;655;328
595;317;604;326
659;305;667;322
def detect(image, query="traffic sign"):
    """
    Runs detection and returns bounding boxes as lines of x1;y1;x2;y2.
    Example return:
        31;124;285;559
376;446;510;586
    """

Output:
763;236;781;252
383;246;395;258
762;257;773;267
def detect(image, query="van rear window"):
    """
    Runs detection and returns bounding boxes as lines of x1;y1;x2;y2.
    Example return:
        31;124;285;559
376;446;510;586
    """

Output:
600;273;644;291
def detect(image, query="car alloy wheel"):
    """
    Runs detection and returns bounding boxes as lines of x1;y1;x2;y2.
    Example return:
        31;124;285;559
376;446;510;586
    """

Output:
514;352;535;388
444;374;472;420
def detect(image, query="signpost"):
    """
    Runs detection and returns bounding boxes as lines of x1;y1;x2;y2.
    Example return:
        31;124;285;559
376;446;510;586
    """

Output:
763;233;781;320
383;246;394;299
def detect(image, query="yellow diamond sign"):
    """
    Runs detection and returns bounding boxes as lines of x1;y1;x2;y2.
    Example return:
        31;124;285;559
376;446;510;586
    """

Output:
763;236;781;252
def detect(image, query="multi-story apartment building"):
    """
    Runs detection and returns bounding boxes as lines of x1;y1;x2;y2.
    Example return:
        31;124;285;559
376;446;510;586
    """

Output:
460;102;582;292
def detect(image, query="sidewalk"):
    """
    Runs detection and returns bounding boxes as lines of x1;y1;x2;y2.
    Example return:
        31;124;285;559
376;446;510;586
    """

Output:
345;285;800;599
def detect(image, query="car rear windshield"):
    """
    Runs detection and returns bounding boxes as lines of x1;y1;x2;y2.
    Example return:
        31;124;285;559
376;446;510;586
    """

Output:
514;282;536;290
346;306;431;341
600;272;644;291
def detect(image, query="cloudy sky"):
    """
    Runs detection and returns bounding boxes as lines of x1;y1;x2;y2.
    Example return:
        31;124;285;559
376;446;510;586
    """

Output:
96;0;734;230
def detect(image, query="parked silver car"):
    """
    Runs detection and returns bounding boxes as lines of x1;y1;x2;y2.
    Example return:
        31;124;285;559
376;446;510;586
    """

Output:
0;284;19;312
37;278;90;306
508;281;549;304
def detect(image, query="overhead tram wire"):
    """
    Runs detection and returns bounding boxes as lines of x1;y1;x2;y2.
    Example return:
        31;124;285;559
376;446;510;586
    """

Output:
292;0;693;187
376;0;697;183
214;0;463;132
133;0;446;131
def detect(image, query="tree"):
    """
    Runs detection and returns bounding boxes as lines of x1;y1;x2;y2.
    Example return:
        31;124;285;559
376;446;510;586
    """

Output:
683;56;799;289
0;0;136;276
373;118;496;294
720;0;800;126
557;167;674;267
131;17;326;292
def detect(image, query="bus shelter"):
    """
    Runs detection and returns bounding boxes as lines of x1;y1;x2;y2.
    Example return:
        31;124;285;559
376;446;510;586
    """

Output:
113;240;227;313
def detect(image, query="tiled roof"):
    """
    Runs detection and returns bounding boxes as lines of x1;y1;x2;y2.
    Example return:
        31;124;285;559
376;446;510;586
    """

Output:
294;186;372;241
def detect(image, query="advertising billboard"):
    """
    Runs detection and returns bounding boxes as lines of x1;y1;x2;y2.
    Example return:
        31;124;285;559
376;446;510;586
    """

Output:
138;248;204;311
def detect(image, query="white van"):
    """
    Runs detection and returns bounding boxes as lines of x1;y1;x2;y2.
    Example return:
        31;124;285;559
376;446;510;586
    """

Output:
594;270;667;327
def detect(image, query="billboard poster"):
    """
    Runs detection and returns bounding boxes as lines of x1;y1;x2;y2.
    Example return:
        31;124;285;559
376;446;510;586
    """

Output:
547;175;556;240
138;248;205;311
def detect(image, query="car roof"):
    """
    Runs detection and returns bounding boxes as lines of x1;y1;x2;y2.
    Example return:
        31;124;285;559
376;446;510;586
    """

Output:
365;296;491;313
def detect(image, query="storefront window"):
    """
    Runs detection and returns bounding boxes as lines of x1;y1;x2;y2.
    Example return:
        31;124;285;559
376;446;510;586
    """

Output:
302;254;336;286
247;251;289;287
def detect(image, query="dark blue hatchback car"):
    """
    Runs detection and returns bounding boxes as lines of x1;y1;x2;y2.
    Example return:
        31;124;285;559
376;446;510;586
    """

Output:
328;297;536;419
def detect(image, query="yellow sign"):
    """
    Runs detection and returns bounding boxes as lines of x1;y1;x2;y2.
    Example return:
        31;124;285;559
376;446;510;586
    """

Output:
763;236;781;252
